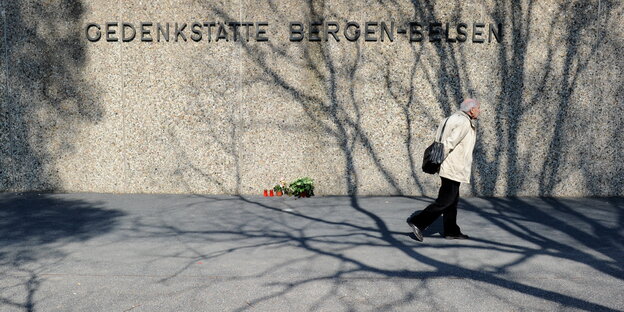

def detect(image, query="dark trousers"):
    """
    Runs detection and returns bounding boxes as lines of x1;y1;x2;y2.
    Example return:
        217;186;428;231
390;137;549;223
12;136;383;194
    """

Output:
408;177;462;235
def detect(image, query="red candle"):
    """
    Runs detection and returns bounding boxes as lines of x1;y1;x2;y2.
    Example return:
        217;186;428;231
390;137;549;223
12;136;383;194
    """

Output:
269;190;274;197
263;189;268;197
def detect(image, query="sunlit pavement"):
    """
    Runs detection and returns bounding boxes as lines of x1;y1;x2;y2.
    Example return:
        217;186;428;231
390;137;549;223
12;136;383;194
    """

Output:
1;193;622;311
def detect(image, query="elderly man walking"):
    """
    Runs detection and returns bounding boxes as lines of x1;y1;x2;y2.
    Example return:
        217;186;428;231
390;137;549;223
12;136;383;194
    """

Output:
407;99;480;242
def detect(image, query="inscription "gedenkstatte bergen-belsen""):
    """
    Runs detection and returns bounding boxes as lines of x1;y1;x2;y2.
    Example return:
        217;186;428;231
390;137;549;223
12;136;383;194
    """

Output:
85;21;503;43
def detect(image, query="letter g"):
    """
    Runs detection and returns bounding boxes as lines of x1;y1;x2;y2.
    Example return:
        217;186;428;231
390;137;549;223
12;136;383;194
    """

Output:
86;23;102;42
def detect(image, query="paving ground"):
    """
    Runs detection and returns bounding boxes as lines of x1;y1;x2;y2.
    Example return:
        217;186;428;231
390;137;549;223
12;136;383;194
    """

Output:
0;193;622;312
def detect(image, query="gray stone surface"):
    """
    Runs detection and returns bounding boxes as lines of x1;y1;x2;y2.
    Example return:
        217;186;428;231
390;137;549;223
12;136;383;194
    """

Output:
0;193;622;311
0;1;623;196
0;5;9;189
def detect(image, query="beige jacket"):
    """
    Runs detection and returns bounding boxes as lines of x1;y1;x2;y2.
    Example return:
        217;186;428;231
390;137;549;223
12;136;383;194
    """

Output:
434;111;477;183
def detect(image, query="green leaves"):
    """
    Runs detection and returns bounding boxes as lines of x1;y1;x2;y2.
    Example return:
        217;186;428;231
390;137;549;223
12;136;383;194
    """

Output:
289;177;314;197
269;177;314;197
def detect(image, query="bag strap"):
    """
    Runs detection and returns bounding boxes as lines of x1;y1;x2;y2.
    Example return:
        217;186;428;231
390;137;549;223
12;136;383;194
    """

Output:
436;117;450;142
438;114;473;145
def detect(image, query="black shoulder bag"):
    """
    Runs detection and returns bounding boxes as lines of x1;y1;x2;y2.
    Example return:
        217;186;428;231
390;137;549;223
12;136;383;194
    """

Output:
422;117;450;174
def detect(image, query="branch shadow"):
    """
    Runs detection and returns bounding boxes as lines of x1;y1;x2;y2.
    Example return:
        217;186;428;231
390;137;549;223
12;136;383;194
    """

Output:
132;195;623;311
0;193;125;312
160;0;623;309
0;0;103;192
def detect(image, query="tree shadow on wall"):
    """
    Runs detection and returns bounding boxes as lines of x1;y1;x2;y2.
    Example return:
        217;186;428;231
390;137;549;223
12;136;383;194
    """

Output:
478;0;622;196
190;0;623;197
0;193;124;312
379;0;623;197
0;0;103;192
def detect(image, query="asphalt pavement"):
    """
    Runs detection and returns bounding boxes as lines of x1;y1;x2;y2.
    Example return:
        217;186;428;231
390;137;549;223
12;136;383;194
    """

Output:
1;193;622;311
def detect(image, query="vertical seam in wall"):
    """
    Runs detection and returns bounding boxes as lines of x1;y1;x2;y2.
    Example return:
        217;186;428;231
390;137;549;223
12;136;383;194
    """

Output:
595;0;602;195
120;0;127;192
595;0;600;195
237;0;243;194
1;5;12;190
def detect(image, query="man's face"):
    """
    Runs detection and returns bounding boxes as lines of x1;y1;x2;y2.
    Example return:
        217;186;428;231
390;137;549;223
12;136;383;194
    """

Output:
470;104;481;119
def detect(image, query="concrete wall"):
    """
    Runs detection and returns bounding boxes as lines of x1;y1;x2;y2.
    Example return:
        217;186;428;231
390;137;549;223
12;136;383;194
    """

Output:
1;0;622;196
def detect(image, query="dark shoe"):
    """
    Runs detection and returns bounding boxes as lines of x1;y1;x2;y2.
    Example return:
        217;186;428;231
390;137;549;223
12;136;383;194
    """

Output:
444;233;470;240
406;219;424;242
